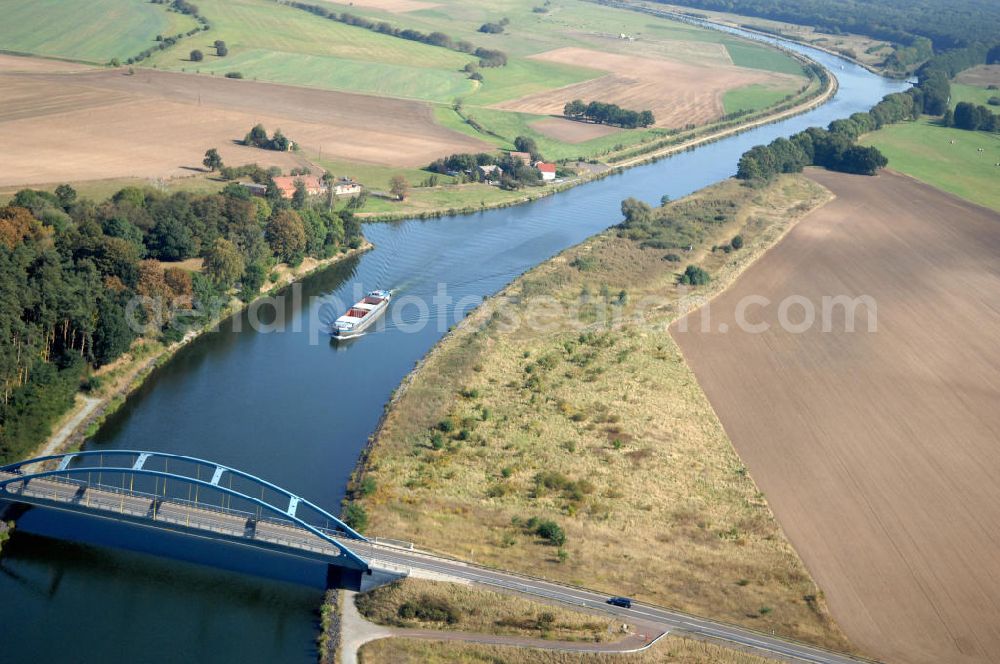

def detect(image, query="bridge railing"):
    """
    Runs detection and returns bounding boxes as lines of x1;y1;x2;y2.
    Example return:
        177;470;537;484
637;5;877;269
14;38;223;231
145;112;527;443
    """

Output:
6;472;351;552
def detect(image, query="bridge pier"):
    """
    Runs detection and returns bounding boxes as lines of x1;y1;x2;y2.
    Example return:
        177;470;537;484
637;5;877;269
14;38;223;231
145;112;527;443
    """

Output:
326;563;406;593
0;499;27;523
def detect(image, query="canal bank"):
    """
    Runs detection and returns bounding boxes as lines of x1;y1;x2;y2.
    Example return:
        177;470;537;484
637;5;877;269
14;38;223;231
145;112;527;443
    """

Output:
31;241;374;463
0;26;909;664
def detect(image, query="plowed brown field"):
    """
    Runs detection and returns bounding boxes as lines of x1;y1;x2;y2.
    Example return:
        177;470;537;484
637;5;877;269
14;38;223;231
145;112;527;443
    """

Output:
0;59;487;187
494;47;799;128
672;169;1000;664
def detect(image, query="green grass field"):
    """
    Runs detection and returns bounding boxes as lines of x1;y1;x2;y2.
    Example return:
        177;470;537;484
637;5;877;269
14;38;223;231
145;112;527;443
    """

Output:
181;49;474;101
462;58;603;107
951;83;999;108
724;42;807;75
861;119;1000;211
723;83;797;114
144;0;476;101
434;106;662;162
0;0;197;63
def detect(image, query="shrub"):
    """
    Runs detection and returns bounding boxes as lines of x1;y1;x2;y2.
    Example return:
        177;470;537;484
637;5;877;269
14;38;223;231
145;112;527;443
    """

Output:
731;234;744;250
190;49;204;62
679;265;710;286
342;502;368;533
225;71;243;79
430;432;445;449
437;419;455;432
570;255;597;271
535;519;566;546
663;253;681;263
358;476;377;496
397;596;460;624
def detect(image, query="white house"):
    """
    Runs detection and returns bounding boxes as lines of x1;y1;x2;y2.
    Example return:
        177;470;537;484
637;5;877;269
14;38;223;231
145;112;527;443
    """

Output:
333;178;362;196
535;162;557;181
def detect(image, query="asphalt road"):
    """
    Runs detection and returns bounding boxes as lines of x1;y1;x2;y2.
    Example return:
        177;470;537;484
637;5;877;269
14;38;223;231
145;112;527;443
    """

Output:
348;539;873;664
1;473;873;663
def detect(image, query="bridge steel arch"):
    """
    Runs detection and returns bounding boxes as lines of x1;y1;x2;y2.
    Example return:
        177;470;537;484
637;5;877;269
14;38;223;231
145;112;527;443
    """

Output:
0;450;370;571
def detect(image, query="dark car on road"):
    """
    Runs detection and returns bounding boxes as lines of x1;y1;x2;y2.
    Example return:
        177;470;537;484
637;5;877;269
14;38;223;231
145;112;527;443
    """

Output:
606;596;632;608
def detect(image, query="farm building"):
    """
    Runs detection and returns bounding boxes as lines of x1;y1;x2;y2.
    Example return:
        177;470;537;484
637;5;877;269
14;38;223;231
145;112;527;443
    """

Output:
272;175;327;199
535;162;557;181
479;164;503;184
509;151;532;165
332;177;362;196
238;182;268;196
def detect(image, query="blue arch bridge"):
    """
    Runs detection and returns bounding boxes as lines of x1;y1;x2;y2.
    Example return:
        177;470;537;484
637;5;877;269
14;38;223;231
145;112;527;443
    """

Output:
0;451;395;590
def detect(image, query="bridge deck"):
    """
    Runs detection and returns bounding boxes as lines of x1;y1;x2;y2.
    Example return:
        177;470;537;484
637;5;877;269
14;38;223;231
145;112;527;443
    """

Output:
0;470;351;563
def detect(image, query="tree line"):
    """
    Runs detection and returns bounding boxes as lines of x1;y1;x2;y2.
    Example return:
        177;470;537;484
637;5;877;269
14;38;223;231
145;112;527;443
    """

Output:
125;0;211;66
734;48;996;182
0;181;362;463
646;0;1000;52
563;100;655;128
426;152;543;189
283;2;509;67
945;102;1000;132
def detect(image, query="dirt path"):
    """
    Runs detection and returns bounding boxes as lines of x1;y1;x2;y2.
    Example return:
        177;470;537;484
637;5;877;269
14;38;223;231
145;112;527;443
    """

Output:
35;396;101;458
671;169;1000;664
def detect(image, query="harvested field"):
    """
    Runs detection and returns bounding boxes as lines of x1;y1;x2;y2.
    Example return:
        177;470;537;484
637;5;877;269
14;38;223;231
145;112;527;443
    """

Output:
0;54;92;74
672;169;1000;664
0;60;488;187
494;47;800;128
530;116;622;143
955;64;1000;88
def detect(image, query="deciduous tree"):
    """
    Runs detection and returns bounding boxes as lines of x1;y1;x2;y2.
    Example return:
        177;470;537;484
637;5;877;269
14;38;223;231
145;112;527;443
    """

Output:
204;238;244;288
265;210;307;264
202;148;223;172
389;175;410;201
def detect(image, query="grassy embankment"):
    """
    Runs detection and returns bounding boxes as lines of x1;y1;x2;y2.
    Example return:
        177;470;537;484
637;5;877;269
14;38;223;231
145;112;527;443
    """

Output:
352;173;853;651
0;521;13;556
356;578;621;642
359;636;772;664
0;0;197;63
860;78;1000;212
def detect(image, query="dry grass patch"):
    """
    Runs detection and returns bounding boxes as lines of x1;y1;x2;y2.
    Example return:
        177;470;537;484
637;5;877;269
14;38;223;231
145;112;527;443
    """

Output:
357;175;853;651
356;578;621;642
359;634;773;663
955;64;1000;88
